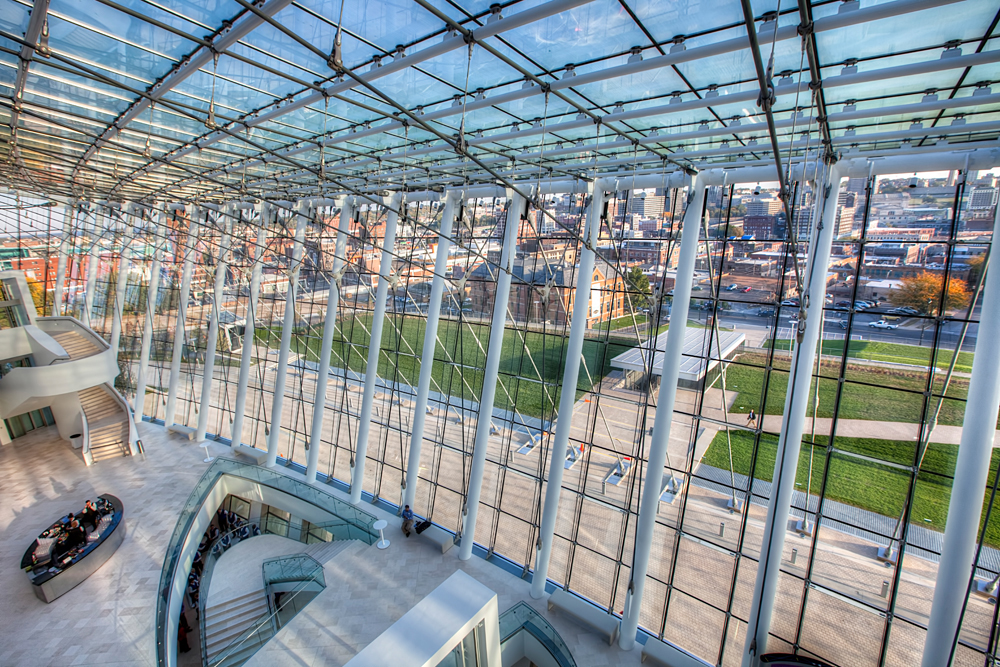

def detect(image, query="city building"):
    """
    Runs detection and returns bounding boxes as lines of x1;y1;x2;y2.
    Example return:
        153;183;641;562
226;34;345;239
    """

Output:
1;3;999;667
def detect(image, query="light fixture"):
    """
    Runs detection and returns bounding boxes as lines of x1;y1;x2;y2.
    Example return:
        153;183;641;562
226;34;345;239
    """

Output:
532;118;542;129
511;122;520;132
476;88;486;101
730;116;741;127
843;99;857;113
778;71;793;87
562;64;576;79
522;76;534;89
452;95;463;107
952;115;966;126
841;58;858;76
922;89;939;103
613;102;625;114
747;137;758;146
844;126;856;136
487;4;503;24
908;175;919;188
839;0;860;12
941;40;962;59
649;128;659;136
909;120;924;130
576;112;587;121
370;55;382;71
973;82;992;97
698;121;709;131
705;84;719;98
393;44;406;61
670;91;683;104
670;36;686;54
627;46;643;64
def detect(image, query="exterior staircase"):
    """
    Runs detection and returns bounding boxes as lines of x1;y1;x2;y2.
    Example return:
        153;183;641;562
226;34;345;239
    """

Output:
79;386;130;462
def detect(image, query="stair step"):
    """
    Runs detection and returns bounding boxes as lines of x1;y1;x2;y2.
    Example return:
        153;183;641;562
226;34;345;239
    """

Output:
205;606;270;651
210;627;274;667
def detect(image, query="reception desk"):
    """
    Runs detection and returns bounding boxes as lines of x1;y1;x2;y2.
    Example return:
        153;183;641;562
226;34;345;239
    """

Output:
20;494;125;603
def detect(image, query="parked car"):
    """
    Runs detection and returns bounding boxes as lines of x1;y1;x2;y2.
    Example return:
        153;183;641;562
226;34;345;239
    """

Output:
781;299;799;307
869;320;898;330
756;307;775;317
835;301;851;308
741;286;752;293
888;306;919;315
853;301;870;310
726;284;740;291
838;320;848;330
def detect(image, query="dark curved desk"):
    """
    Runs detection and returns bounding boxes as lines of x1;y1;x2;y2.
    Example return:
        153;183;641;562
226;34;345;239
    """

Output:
20;494;125;603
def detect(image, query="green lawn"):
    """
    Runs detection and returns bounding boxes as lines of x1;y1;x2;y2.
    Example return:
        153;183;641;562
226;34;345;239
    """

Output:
594;314;649;331
723;352;970;426
702;431;1000;546
259;314;634;420
769;339;974;373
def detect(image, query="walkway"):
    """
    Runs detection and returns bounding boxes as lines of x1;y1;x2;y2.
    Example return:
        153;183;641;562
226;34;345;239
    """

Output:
757;415;1000;446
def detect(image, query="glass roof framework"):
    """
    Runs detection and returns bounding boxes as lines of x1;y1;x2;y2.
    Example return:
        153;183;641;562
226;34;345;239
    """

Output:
0;0;994;205
3;2;1000;667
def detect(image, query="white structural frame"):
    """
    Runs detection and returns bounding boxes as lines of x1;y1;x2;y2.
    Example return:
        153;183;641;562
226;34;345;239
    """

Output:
133;204;173;421
740;162;842;666
266;199;308;467
351;193;402;504
618;175;706;649
51;203;71;317
306;197;353;483
531;182;604;598
164;206;200;426
402;190;459;509
195;204;235;444
920;201;1000;667
459;188;527;561
230;201;270;448
108;206;135;359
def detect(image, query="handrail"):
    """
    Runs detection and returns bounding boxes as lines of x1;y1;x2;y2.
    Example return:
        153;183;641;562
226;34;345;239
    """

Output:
261;553;324;587
499;602;577;667
209;564;327;666
155;457;378;667
198;519;265;666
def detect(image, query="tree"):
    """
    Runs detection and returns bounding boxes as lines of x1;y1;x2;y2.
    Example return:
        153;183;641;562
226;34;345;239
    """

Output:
967;255;986;288
891;273;970;316
27;280;45;315
625;266;651;310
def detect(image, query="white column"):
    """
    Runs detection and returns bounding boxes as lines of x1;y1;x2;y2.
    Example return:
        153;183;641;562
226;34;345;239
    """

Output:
741;164;842;666
403;192;457;508
82;206;102;328
920;201;1000;667
52;204;72;317
306;198;353;483
459;189;526;561
265;201;308;467
165;207;200;426
133;205;170;421
351;194;401;504
109;209;134;359
619;176;705;649
195;209;233;443
531;184;604;598
231;202;270;448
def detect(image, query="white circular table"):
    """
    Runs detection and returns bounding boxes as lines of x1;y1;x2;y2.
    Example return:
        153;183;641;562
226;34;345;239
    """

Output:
373;519;390;549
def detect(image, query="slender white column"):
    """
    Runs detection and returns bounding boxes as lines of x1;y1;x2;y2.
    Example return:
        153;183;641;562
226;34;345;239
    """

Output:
403;192;458;508
459;189;527;560
82;207;102;328
266;201;309;467
531;184;604;598
109;210;134;359
231;202;270;448
196;209;233;443
306;198;353;483
619;176;705;649
741;165;842;667
165;208;200;426
52;204;72;317
133;205;170;421
351;195;401;504
920;200;1000;667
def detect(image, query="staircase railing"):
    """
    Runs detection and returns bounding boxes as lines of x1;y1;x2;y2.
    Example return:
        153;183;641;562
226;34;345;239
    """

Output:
499;602;577;667
155;457;378;667
208;557;326;667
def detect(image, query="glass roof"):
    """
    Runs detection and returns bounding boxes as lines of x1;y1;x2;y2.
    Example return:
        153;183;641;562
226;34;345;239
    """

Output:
0;0;997;202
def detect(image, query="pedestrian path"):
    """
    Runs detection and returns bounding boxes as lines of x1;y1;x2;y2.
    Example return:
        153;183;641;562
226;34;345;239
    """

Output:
756;415;999;446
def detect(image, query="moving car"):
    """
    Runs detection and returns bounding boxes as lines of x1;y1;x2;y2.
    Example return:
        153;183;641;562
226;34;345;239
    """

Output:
726;284;740;291
741;286;752;293
756;307;775;317
869;320;898;330
781;299;799;307
838;320;848;329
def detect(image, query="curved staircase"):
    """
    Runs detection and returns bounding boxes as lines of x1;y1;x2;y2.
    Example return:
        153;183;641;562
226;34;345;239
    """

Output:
80;386;130;462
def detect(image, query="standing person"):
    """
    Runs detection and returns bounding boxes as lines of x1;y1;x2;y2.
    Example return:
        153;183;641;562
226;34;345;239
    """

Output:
747;408;757;430
401;505;415;538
